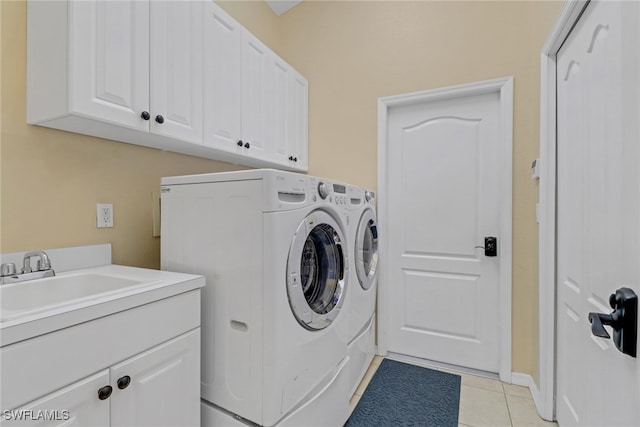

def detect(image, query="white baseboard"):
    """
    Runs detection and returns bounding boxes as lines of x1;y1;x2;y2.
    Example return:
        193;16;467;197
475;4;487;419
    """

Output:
511;372;553;422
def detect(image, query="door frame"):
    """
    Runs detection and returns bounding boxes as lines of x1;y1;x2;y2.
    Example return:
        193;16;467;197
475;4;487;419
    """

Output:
377;77;514;382
537;0;589;421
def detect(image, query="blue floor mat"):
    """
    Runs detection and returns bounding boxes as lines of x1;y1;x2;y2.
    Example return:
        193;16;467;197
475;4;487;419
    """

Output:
345;359;461;427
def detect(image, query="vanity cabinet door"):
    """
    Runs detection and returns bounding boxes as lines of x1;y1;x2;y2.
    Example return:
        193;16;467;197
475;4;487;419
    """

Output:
69;0;150;132
1;371;110;427
109;329;200;427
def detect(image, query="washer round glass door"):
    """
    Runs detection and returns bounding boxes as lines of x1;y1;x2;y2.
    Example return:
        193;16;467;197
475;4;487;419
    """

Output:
287;210;348;330
355;209;378;290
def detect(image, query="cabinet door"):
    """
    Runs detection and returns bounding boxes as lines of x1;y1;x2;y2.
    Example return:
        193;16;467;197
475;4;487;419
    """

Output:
1;371;110;427
109;329;200;427
288;71;309;170
150;0;203;143
241;30;271;160
203;2;243;152
270;56;291;165
70;0;149;132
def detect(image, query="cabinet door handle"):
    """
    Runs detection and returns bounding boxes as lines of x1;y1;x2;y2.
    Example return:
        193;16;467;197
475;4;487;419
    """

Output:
98;385;113;400
244;142;250;149
155;115;165;124
117;375;131;390
293;157;298;162
140;111;150;121
237;140;243;147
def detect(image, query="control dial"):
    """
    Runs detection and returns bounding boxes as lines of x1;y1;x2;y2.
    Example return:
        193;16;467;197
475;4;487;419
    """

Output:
365;191;374;202
318;182;330;200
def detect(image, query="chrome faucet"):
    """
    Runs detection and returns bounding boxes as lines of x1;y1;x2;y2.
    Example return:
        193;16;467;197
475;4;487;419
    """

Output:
22;251;52;273
1;251;56;285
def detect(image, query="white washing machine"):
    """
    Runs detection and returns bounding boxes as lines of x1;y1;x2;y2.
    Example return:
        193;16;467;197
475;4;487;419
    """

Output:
344;185;379;396
160;169;351;427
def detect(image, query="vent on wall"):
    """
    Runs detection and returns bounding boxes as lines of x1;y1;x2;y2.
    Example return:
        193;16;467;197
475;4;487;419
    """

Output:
265;0;302;16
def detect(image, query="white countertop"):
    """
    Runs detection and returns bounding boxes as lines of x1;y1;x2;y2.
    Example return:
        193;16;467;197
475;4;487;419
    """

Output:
0;265;205;346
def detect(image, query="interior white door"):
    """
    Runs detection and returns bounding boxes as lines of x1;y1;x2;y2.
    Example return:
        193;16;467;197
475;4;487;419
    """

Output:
386;91;506;373
555;1;640;426
149;0;203;143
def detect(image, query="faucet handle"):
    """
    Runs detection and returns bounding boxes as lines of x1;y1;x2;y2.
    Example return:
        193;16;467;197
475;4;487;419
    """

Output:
1;263;17;277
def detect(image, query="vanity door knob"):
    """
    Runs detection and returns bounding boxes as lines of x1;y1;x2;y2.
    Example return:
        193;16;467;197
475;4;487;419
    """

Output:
98;385;113;400
155;115;165;124
237;140;244;147
141;111;151;120
288;156;294;161
117;375;131;390
293;157;298;162
244;142;250;149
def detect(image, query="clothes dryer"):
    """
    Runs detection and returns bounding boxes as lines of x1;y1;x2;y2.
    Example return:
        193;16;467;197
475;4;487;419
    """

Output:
344;185;379;396
160;169;351;427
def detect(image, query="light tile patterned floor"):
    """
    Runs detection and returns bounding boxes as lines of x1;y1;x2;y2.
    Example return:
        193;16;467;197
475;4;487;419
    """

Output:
349;356;558;427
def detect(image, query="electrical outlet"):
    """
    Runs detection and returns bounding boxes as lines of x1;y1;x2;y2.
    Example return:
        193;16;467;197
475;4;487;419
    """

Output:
97;203;114;228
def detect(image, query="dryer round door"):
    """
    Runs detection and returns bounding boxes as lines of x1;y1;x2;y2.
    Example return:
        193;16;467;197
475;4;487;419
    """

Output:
355;209;378;290
287;210;348;330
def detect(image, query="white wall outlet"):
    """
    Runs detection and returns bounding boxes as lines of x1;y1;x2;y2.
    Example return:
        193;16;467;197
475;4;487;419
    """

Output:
97;203;114;228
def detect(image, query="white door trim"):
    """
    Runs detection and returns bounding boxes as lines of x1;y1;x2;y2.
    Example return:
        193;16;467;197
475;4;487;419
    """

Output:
537;0;589;421
377;77;514;382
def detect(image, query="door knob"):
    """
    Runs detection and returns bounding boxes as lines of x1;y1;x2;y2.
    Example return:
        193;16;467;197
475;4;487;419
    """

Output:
155;115;164;124
475;237;497;257
588;287;637;357
140;111;150;120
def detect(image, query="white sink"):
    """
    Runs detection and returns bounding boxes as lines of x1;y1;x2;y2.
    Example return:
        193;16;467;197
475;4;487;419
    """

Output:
0;273;149;322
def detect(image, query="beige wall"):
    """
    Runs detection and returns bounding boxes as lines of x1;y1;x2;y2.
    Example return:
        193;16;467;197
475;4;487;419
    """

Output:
1;0;561;383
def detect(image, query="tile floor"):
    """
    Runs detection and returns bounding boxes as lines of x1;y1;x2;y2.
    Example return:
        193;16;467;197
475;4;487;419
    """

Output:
349;356;558;427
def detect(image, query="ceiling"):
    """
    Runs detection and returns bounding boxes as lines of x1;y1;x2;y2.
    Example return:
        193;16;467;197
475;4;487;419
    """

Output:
265;0;302;16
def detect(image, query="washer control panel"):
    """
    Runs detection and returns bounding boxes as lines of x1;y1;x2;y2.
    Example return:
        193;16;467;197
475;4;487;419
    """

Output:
313;180;349;206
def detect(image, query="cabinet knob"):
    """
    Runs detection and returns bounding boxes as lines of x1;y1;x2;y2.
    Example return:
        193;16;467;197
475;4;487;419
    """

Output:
288;156;294;161
140;111;151;121
244;142;250;149
293;157;298;162
155;115;165;124
98;385;113;400
117;375;131;390
237;140;243;147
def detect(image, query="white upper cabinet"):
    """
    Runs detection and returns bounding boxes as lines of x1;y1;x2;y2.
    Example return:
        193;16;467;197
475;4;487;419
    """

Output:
241;30;271;161
288;69;309;170
269;56;308;169
149;0;203;143
203;2;243;151
27;0;150;131
27;0;308;171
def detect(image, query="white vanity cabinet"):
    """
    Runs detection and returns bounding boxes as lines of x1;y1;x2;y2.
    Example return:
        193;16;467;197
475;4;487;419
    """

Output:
1;291;201;427
27;0;203;145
